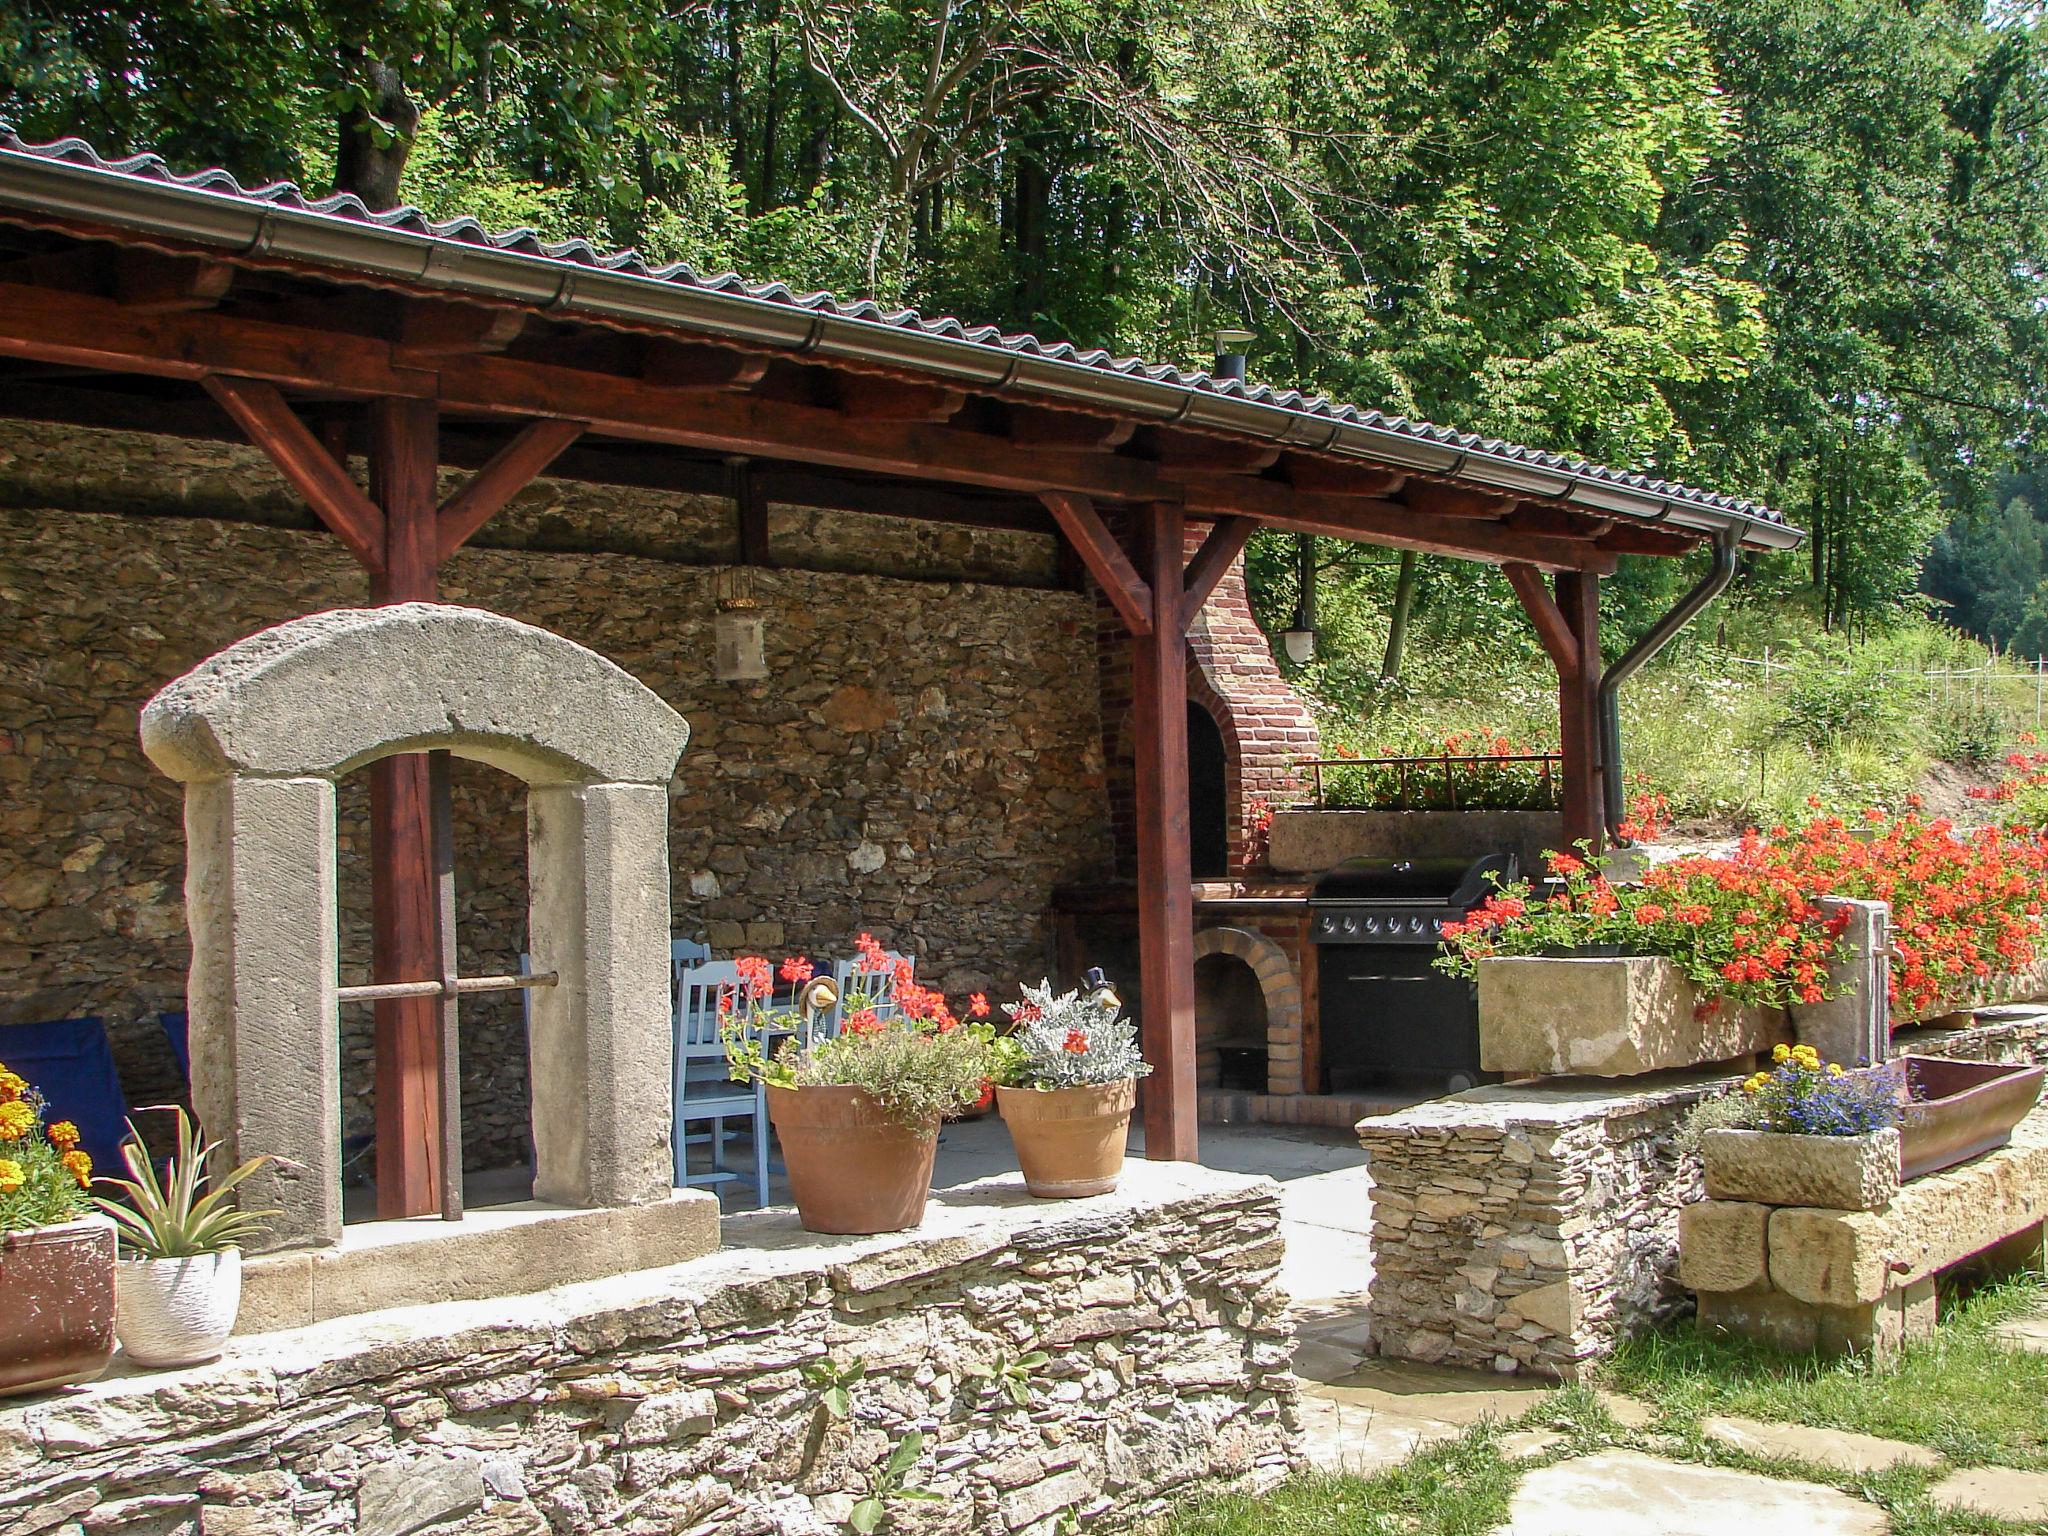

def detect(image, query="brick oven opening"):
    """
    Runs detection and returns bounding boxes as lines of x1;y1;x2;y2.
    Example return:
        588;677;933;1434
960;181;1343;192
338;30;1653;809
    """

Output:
1187;700;1229;879
1194;950;1268;1091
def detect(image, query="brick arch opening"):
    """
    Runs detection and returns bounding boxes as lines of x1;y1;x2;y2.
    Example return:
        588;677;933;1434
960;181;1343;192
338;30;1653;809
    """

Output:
1193;925;1304;1096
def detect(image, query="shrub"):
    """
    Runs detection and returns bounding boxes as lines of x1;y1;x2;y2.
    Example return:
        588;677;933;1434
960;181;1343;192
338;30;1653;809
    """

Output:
991;979;1152;1089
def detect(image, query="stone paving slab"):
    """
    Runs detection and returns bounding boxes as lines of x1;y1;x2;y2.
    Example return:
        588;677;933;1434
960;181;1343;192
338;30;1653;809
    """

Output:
1928;1466;2048;1523
1989;1309;2048;1354
1702;1414;1944;1474
1496;1450;1887;1536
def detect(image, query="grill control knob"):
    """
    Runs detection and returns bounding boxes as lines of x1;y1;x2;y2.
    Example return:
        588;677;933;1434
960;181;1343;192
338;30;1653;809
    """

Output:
1362;916;1381;934
1342;915;1358;935
1409;916;1427;934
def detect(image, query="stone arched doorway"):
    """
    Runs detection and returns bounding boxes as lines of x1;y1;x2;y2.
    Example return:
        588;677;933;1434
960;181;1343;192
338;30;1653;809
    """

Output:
1192;925;1304;1096
142;603;690;1251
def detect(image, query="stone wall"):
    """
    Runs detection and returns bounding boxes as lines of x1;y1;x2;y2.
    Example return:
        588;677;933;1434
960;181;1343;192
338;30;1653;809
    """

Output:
0;1163;1299;1535
1360;1006;2048;1378
0;420;1110;1172
1358;1071;1731;1377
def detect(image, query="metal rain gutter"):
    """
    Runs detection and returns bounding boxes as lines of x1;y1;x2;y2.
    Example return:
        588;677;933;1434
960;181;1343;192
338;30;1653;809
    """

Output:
1597;529;1741;841
0;146;1805;553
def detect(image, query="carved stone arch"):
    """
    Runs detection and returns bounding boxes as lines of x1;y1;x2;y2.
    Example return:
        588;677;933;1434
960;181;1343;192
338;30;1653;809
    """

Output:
143;604;690;1251
1192;924;1305;1096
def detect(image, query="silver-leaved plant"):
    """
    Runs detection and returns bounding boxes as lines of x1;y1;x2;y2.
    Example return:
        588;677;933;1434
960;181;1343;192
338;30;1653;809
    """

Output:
996;979;1152;1089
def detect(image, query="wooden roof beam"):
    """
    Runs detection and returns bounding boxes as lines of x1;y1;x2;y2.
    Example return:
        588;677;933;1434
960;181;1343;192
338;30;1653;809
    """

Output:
1282;457;1408;498
1138;426;1281;472
114;251;235;314
1181;516;1256;629
641;338;771;392
435;419;585;560
835;377;968;423
1005;404;1136;450
1596;523;1697;557
203;375;386;570
1041;491;1153;636
396;298;528;360
1403;482;1519;520
1504;563;1580;675
1506;505;1613;540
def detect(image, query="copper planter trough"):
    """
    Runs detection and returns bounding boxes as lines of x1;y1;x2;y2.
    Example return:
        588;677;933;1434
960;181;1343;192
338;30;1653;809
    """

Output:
1898;1056;2046;1182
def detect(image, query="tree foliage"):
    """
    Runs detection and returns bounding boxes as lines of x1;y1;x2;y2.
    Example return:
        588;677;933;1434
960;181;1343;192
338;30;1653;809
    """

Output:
3;0;2044;646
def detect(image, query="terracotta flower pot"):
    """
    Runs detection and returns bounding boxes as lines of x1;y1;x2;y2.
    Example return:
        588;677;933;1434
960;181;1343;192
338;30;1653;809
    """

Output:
116;1249;242;1368
766;1084;939;1234
997;1078;1138;1198
0;1215;116;1396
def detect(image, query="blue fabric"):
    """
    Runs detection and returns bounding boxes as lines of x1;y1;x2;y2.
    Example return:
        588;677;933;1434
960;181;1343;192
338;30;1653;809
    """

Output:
158;1011;190;1080
0;1016;130;1173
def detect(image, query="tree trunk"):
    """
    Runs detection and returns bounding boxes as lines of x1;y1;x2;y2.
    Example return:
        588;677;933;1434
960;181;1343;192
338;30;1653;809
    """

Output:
1381;549;1418;679
333;58;421;209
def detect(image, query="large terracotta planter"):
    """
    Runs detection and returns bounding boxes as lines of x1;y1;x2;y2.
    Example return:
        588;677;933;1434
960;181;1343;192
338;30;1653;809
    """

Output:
997;1080;1138;1198
0;1216;116;1396
766;1085;938;1234
116;1249;242;1369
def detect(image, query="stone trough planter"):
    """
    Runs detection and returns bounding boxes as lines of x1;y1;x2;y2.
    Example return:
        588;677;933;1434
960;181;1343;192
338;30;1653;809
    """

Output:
1478;955;1789;1078
1701;1127;1901;1212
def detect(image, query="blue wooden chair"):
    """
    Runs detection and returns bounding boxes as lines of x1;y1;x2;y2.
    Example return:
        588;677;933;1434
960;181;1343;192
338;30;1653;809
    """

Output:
672;960;770;1207
829;950;915;1032
0;1016;129;1176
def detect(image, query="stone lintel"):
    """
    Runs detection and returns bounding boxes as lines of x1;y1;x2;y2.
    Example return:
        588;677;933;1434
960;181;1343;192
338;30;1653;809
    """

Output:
236;1192;721;1334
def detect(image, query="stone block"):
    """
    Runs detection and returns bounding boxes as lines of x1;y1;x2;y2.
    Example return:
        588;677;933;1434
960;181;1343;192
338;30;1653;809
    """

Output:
236;1193;718;1333
1790;898;1890;1067
1768;1109;2048;1307
1677;1200;1770;1293
1478;956;1788;1078
1702;1128;1899;1212
1698;1277;1933;1357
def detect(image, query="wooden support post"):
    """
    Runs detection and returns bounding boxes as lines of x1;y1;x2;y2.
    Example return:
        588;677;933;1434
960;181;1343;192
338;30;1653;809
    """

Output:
1556;571;1603;855
1130;502;1199;1163
366;399;446;1220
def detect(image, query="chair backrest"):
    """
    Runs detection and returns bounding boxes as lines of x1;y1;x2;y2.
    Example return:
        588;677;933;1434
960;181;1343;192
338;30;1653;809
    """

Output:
671;936;710;969
0;1016;128;1173
676;961;744;1056
830;951;915;1027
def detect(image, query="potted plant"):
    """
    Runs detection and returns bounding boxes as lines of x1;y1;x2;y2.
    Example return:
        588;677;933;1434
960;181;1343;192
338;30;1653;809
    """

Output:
1685;1044;1907;1211
724;936;994;1234
990;971;1152;1199
95;1105;273;1368
0;1057;114;1396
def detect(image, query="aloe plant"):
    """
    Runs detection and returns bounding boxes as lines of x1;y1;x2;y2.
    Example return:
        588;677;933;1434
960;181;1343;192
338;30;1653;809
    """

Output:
92;1105;276;1259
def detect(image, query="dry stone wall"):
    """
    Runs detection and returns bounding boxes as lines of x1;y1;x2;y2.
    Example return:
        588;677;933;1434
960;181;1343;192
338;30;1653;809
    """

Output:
1361;1008;2048;1377
0;1164;1299;1535
0;421;1108;1172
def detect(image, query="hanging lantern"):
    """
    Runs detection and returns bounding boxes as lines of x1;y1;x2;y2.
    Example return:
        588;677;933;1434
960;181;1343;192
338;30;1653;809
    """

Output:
712;567;768;682
1281;625;1317;665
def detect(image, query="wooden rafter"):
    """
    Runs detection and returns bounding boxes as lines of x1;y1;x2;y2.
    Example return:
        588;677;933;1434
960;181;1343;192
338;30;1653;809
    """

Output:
396;298;528;360
836;377;968;422
1040;491;1153;636
201;375;386;570
1284;457;1407;498
1403;483;1518;520
435;419;585;560
113;251;235;314
1006;405;1136;450
1503;562;1579;674
1139;427;1281;473
1180;516;1256;630
641;339;771;392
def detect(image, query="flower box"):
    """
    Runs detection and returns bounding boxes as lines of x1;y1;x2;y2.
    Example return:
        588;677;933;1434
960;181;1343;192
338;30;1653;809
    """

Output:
1700;1126;1901;1211
1477;954;1789;1078
1898;1056;2046;1181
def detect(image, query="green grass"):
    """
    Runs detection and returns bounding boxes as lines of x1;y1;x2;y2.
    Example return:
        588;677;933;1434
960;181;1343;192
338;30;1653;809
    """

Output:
1601;1275;2048;1471
1152;1427;1521;1536
1156;1287;2048;1536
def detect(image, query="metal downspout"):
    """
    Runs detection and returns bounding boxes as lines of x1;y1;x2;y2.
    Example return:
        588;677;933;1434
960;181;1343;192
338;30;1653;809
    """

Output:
1598;529;1740;841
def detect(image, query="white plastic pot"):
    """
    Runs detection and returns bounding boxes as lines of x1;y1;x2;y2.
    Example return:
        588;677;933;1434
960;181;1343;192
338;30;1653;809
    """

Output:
114;1248;241;1368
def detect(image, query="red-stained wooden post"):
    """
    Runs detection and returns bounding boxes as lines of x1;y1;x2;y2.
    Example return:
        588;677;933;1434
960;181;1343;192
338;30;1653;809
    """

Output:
366;399;447;1218
1131;502;1199;1162
1555;570;1603;856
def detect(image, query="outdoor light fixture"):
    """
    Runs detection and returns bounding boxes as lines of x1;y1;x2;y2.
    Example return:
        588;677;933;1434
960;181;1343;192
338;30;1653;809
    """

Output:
712;566;768;682
1210;327;1257;382
1281;625;1317;665
1282;532;1317;665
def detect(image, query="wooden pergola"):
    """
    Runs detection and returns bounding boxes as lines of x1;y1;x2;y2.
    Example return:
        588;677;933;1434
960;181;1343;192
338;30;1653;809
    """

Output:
0;137;1801;1213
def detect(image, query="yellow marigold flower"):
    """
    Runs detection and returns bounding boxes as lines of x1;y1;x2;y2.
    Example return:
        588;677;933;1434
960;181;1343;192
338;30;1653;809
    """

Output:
1772;1044;1791;1063
1827;1064;1845;1078
0;1067;22;1104
46;1120;79;1151
61;1149;91;1188
0;1158;22;1193
0;1101;33;1141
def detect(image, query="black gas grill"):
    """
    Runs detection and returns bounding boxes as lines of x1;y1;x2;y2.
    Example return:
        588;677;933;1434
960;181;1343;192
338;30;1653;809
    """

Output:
1310;852;1516;1093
